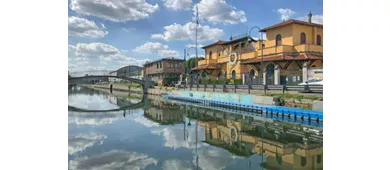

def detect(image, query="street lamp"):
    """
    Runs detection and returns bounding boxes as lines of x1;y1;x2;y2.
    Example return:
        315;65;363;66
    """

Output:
248;26;264;85
184;46;197;84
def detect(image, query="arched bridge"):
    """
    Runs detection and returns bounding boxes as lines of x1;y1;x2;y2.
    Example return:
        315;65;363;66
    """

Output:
68;75;151;94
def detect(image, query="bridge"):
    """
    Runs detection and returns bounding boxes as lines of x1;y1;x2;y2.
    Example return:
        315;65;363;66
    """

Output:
68;75;151;94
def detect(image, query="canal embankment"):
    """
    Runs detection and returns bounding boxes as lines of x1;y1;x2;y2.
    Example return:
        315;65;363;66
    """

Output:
78;84;322;111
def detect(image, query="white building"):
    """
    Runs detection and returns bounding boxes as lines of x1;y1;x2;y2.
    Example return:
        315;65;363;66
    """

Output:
109;71;120;82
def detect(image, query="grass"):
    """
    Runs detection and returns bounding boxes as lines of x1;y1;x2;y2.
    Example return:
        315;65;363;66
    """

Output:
115;82;142;88
263;93;323;101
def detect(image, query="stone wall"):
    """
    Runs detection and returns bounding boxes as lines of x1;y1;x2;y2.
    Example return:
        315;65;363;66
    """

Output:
283;98;321;110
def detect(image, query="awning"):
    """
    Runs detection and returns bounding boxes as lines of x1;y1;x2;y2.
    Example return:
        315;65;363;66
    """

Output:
241;54;322;64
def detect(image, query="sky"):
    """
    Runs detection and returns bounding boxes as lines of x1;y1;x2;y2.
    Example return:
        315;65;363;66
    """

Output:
68;0;323;72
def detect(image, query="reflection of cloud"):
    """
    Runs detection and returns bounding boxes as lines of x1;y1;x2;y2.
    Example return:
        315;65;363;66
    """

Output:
133;116;159;127
163;159;194;170
195;147;238;170
151;125;206;149
68;112;121;125
68;133;107;155
68;94;120;110
69;150;158;170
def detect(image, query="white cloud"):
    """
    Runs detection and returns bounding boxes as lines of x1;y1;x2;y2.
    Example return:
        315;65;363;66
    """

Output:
68;16;108;38
163;159;194;170
195;147;235;170
163;0;192;11
151;22;224;42
276;8;296;21
194;0;247;24
151;125;206;149
297;14;323;24
133;42;180;58
68;133;107;155
69;150;158;170
133;116;160;127
186;44;204;48
68;42;150;72
68;111;121;125
69;0;159;22
122;27;136;32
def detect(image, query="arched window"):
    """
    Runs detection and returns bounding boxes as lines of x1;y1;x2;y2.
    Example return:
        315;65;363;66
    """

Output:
316;155;322;164
276;153;283;165
276;34;282;46
209;51;212;59
301;156;307;167
300;32;306;44
262;44;265;49
317;35;322;45
232;70;236;80
249;69;255;78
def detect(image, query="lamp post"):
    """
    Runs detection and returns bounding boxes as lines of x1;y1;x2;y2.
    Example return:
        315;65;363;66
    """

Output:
248;26;264;85
185;46;197;84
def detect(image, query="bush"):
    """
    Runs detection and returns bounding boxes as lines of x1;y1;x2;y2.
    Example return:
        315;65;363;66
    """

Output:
163;76;180;85
234;79;242;85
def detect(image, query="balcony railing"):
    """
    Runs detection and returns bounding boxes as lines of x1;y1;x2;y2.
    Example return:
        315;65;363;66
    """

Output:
256;45;295;56
217;56;230;63
295;44;323;53
198;59;217;65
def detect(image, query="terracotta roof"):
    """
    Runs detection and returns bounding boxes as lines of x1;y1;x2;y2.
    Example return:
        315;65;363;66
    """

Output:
260;19;323;32
201;36;256;49
201;40;227;49
241;54;322;64
191;64;220;70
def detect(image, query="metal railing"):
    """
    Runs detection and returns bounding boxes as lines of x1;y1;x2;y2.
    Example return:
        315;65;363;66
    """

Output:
177;83;322;94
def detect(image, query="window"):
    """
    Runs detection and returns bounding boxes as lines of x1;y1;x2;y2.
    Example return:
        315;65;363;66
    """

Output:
209;51;212;59
300;32;306;44
262;44;265;49
276;34;282;46
232;70;236;80
317;35;322;45
316;155;322;164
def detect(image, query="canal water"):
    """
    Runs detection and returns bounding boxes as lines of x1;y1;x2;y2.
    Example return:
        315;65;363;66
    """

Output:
68;86;323;170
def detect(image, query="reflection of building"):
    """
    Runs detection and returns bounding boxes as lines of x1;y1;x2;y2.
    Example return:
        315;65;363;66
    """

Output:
108;96;117;105
198;114;323;170
143;57;185;85
193;12;323;85
143;96;185;125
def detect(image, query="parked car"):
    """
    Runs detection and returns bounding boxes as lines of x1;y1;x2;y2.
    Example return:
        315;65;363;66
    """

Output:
298;78;323;86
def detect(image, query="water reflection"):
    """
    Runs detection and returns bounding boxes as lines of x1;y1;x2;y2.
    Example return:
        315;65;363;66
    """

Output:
68;86;322;170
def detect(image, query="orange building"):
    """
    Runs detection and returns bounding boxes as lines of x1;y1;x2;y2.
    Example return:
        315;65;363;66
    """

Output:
193;12;323;85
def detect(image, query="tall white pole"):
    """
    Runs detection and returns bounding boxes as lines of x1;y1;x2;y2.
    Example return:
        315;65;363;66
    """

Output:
195;4;199;82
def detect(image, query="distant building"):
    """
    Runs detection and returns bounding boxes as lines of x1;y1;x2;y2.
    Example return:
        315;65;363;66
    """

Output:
143;57;185;85
109;65;143;82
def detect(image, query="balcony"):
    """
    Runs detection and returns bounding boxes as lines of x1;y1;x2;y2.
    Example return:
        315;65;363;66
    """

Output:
217;56;229;63
240;51;256;60
295;44;323;53
198;59;217;65
257;45;295;56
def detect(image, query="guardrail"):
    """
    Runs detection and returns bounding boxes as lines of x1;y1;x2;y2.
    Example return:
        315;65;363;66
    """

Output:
176;83;322;94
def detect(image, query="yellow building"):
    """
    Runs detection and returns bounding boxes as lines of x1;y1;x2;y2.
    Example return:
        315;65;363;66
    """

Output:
193;12;323;85
199;119;323;170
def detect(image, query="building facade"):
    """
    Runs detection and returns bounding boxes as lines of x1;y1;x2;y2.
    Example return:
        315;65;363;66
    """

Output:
193;12;323;85
143;57;185;85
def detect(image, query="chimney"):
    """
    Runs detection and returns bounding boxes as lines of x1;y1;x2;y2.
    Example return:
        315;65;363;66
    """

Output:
308;11;312;24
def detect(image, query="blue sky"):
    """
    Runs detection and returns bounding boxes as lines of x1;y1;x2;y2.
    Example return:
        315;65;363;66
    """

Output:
68;0;323;72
